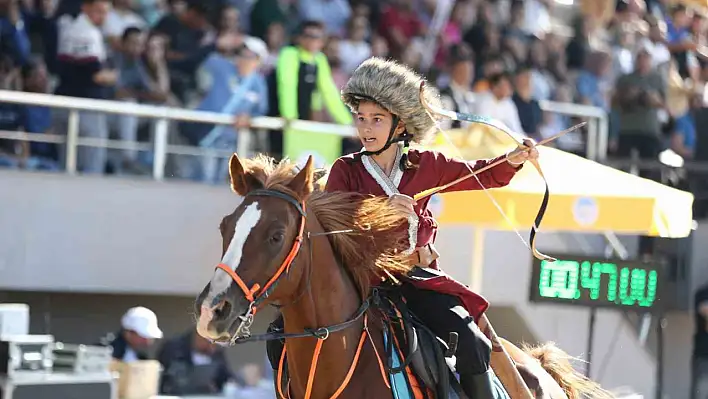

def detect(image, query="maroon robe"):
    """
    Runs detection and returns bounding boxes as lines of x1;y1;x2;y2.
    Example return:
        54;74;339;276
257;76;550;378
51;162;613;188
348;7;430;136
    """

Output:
325;149;522;320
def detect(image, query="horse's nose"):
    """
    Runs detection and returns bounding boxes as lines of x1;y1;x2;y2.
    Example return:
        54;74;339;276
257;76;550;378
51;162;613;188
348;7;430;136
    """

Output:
206;298;234;322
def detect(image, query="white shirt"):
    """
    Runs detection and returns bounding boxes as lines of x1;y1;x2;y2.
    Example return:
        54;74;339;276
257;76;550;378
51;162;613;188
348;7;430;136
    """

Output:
58;13;106;62
522;0;550;37
474;92;526;136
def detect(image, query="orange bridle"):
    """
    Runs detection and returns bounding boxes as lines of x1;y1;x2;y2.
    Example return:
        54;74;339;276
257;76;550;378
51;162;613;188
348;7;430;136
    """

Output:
215;189;307;340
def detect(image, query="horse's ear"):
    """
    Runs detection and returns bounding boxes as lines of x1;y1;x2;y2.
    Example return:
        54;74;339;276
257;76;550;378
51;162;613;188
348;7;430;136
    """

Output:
229;153;260;195
289;156;314;199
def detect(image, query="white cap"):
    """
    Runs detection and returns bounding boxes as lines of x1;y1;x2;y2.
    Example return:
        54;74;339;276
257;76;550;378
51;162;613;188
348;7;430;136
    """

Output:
242;36;268;61
121;307;163;339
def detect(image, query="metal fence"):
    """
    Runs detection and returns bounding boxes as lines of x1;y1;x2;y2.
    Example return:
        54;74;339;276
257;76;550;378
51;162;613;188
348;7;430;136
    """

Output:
0;90;608;180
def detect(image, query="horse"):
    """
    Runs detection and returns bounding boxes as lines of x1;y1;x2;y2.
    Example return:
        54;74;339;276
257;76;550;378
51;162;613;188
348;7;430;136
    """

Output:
194;153;613;399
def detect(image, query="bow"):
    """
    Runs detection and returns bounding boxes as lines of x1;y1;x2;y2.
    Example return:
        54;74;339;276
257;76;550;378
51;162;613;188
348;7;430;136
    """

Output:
416;82;586;262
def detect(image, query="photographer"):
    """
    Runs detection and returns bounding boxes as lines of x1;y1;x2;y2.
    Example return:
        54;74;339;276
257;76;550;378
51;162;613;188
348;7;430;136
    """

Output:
611;46;666;174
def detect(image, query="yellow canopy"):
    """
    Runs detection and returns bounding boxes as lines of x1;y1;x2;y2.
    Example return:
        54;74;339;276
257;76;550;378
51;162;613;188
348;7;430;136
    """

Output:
421;127;694;238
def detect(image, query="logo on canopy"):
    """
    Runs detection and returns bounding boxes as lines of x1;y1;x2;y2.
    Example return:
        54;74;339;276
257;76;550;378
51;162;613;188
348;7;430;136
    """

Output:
572;197;599;226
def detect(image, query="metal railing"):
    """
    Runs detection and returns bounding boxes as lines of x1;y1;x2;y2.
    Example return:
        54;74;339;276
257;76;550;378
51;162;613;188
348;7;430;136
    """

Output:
0;90;608;180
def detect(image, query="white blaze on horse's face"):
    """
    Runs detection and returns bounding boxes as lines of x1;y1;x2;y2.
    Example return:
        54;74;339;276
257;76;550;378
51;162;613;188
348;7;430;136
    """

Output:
209;201;262;295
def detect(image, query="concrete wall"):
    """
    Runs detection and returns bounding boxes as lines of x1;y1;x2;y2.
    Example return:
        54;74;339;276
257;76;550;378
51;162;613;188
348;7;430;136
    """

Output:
0;170;239;295
1;169;702;398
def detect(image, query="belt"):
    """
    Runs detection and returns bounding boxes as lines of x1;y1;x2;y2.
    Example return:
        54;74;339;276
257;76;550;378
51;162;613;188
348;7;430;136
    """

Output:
405;243;440;267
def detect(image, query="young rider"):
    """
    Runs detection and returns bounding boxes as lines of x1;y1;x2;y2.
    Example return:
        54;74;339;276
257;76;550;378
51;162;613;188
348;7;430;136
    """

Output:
268;57;538;398
329;57;537;398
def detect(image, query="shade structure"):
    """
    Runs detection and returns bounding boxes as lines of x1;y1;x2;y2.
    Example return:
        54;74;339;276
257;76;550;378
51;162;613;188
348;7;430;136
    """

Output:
422;127;694;238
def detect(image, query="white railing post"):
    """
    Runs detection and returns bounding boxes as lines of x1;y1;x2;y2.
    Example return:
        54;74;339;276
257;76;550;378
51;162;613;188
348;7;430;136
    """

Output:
236;128;251;158
66;110;80;175
598;114;610;162
153;118;168;181
586;117;598;161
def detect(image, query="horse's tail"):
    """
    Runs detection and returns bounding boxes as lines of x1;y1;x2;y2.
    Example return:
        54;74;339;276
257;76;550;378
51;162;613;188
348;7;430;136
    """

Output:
522;342;615;399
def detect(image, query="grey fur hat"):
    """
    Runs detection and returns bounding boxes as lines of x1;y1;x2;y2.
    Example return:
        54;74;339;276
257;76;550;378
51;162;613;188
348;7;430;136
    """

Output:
341;58;442;145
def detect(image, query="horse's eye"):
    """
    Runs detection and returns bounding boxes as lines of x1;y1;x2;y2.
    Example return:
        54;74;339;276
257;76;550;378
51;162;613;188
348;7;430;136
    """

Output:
271;232;284;244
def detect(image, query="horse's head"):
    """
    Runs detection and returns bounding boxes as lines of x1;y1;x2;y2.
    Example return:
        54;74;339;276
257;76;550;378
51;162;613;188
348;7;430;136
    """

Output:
195;154;315;343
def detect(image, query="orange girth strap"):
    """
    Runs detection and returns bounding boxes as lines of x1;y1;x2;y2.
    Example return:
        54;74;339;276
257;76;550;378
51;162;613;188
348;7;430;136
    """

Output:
277;314;389;399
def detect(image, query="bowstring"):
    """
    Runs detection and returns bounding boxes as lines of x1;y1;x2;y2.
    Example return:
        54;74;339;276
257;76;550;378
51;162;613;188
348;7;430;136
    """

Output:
423;109;532;251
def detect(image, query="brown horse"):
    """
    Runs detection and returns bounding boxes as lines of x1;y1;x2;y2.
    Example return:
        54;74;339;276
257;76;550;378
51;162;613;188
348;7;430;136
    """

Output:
194;154;612;399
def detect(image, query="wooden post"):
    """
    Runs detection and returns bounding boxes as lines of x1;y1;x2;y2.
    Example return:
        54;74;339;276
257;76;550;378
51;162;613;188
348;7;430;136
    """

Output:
478;314;534;399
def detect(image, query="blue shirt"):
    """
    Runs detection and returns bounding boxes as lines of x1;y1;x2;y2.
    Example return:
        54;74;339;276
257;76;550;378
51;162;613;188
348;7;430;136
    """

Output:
576;71;608;111
24;105;57;159
0;17;31;66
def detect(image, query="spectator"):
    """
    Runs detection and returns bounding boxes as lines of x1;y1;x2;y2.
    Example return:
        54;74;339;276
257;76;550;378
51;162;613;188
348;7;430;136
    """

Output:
102;306;163;362
230;363;275;399
297;0;351;37
370;34;389;59
263;22;286;73
24;0;60;74
0;0;31;67
0;58;26;169
474;71;525;134
611;24;636;82
249;0;297;41
339;16;371;75
566;16;592;71
527;38;555;102
522;0;552;38
666;60;697;158
324;36;347;89
152;1;240;104
111;27;165;174
217;5;240;35
18;60;60;170
473;56;505;93
504;1;527;42
639;16;672;71
377;0;424;60
666;4;699;81
439;44;475;130
267;20;352;158
576;51;612;112
157;329;235;395
54;0;117;174
185;36;268;183
512;66;544;138
103;0;147;51
612;48;666;172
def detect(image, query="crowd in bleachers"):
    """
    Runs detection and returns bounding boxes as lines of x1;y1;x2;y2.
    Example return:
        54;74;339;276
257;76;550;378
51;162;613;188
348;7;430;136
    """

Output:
0;0;707;188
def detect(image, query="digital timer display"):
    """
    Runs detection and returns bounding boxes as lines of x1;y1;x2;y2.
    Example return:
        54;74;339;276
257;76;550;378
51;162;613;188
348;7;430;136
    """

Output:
528;255;663;310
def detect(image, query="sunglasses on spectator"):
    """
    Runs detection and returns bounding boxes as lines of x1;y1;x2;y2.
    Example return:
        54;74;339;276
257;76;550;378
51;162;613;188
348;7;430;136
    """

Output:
302;33;324;40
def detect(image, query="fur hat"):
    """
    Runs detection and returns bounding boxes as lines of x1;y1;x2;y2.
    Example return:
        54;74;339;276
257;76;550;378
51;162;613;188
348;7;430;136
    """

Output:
341;58;442;145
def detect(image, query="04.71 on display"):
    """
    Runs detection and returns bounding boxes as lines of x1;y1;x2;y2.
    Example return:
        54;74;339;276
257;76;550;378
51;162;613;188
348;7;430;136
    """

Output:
528;255;663;310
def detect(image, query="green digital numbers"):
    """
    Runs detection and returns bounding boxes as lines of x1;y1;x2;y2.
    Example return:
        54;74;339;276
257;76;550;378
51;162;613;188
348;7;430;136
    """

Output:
535;258;659;309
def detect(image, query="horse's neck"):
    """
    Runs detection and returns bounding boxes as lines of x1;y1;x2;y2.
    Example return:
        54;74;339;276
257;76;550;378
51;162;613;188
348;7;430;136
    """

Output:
280;216;364;398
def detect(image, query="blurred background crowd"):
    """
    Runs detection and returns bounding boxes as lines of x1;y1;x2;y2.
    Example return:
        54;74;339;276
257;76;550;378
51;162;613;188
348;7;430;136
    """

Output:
0;0;707;193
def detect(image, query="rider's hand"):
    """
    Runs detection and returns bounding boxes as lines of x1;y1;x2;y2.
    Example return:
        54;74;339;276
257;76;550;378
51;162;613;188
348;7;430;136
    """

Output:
507;138;539;167
388;194;417;218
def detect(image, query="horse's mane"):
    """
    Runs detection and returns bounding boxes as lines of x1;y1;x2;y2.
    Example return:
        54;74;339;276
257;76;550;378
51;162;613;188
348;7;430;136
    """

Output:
238;155;412;296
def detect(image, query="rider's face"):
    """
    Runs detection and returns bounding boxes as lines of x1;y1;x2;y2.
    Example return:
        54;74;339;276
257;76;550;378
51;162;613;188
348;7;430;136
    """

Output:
355;101;403;153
